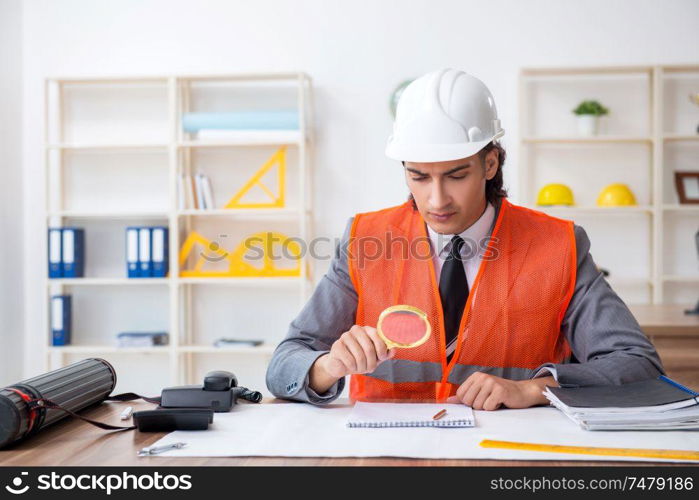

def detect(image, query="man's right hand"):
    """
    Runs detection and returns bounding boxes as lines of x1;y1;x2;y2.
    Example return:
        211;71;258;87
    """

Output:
324;325;395;377
310;325;395;394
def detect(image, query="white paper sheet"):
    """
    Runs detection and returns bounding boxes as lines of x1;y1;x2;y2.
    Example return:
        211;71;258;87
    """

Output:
146;402;699;462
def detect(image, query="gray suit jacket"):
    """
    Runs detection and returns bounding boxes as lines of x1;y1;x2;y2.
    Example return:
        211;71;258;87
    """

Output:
266;199;664;404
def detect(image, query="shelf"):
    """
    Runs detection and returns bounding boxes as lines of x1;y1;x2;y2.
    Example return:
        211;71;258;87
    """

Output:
48;278;170;286
48;211;169;219
662;65;699;74
663;134;699;142
179;344;276;355
42;277;307;290
48;344;277;354
177;208;302;218
48;345;170;354
178;130;303;147
47;208;303;219
520;65;699;305
522;136;652;144
51;73;309;84
662;275;699;283
177;276;306;286
662;204;699;212
42;72;313;395
534;205;653;214
177;72;309;82
521;66;652;78
52;76;169;84
606;278;653;287
46;143;169;150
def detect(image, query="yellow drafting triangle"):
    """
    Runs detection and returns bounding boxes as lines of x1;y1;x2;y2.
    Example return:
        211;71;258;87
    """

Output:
178;231;236;277
178;230;301;277
225;146;286;209
229;231;301;277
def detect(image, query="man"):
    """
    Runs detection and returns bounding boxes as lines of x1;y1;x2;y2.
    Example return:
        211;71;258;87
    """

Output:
266;68;663;410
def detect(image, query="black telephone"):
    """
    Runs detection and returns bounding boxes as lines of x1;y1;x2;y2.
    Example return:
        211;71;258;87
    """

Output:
159;370;262;412
132;370;262;432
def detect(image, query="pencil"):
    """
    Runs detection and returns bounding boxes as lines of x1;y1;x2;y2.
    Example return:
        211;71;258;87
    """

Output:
432;408;447;420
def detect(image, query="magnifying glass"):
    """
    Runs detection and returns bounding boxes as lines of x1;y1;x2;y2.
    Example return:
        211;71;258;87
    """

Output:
376;305;432;349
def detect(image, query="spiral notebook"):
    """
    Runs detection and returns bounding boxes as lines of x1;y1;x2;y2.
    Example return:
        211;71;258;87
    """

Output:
347;402;475;428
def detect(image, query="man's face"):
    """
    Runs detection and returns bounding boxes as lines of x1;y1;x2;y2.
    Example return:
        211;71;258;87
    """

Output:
404;149;498;235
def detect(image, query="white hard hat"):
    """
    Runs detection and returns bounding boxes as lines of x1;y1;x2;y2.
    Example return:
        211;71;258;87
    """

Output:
385;68;505;162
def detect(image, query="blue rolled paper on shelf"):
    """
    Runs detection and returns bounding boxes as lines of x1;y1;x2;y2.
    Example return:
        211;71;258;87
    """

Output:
182;110;299;133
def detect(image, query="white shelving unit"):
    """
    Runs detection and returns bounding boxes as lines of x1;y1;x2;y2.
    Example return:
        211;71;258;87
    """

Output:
519;64;699;305
43;73;314;395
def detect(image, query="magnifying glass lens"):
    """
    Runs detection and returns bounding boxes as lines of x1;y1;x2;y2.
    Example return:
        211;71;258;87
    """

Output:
380;310;429;346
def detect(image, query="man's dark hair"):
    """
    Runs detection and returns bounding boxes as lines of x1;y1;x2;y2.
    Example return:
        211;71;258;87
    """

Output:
479;141;508;205
405;141;508;209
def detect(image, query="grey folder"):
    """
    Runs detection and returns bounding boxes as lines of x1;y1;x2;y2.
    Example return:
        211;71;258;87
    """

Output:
548;377;699;409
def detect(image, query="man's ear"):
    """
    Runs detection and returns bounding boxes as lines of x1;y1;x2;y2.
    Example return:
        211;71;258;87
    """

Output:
484;149;499;180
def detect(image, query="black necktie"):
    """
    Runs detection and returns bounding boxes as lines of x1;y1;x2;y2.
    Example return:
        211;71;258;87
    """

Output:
438;235;469;359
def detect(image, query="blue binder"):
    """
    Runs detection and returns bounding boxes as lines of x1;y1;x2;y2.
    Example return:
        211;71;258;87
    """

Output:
151;226;169;278
51;294;71;346
61;228;85;278
48;228;63;278
126;227;140;278
138;227;152;277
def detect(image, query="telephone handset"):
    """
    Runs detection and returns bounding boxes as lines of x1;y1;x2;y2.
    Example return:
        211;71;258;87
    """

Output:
159;370;262;412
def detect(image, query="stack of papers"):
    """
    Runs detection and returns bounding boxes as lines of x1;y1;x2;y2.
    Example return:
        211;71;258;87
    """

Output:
544;376;699;431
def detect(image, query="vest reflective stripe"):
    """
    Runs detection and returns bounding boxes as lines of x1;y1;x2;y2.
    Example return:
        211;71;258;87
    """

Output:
364;359;442;383
446;364;538;385
348;198;576;402
363;359;539;385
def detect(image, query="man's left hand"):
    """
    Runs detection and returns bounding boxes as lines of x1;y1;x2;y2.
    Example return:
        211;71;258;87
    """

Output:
446;372;557;410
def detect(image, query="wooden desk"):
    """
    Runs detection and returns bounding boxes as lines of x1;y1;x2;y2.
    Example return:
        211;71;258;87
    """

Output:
629;304;699;337
0;400;682;467
0;304;695;467
629;304;699;389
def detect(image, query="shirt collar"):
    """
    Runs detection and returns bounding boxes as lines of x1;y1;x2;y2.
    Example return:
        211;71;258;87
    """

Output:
426;202;495;259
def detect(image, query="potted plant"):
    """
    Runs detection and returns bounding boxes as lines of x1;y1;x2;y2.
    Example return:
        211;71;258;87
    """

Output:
572;100;609;136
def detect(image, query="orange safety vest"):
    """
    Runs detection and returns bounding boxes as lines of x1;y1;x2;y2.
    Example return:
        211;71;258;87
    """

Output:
347;198;576;402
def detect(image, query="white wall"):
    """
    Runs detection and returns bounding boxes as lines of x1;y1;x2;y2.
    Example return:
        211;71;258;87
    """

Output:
0;0;23;385
15;0;699;378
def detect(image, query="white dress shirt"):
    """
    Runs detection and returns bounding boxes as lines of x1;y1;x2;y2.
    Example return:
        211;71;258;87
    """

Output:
426;201;495;287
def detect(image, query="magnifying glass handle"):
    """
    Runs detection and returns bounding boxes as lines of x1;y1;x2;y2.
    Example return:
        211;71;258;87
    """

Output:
384;340;399;351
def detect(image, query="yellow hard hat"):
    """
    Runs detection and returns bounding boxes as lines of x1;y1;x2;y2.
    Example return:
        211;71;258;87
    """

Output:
536;183;575;206
596;183;637;206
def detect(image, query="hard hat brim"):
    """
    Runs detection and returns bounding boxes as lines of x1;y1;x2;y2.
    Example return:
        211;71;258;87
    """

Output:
385;137;494;163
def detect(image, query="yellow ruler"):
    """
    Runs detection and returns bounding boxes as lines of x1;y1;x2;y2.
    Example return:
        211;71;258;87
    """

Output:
480;439;699;461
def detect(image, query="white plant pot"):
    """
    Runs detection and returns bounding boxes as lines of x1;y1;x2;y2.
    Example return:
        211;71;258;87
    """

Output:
577;114;599;136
